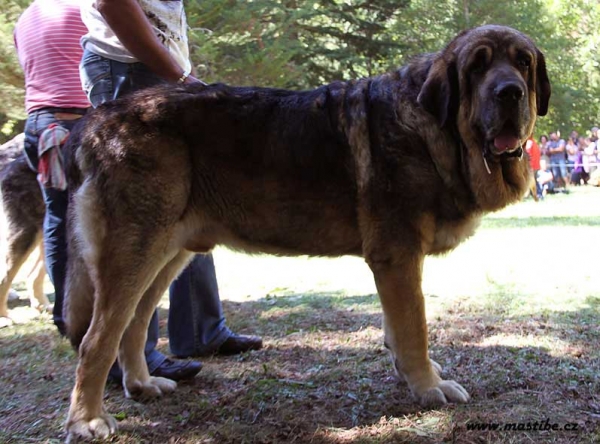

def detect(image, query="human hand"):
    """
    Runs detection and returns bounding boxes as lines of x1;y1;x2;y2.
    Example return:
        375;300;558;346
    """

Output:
183;74;207;86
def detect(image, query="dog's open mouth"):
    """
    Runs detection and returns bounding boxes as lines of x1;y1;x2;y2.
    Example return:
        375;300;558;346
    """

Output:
488;124;522;156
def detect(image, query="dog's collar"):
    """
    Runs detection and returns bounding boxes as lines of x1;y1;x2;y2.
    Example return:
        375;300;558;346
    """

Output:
503;146;524;159
481;145;523;174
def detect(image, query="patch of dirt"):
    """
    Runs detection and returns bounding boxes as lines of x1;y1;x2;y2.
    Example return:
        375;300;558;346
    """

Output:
1;293;598;443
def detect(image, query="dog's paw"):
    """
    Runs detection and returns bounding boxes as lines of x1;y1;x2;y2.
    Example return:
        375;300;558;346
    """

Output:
0;316;13;329
34;302;53;314
418;379;470;408
125;376;177;400
66;414;117;443
430;359;443;376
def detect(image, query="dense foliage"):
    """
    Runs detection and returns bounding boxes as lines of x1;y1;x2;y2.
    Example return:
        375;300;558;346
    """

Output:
1;0;598;141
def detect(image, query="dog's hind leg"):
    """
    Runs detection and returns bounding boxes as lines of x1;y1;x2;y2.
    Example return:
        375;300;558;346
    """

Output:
366;245;470;408
27;245;51;312
118;249;194;400
0;226;42;325
65;179;193;441
66;238;184;442
65;135;193;442
64;236;95;346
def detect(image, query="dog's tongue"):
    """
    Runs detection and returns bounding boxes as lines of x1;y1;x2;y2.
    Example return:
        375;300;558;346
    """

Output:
494;131;520;153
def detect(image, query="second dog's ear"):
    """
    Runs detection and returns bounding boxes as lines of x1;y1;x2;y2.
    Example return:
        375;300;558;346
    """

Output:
417;55;459;127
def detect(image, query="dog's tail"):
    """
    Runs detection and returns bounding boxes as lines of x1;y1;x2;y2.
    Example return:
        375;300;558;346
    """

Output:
63;240;94;349
62;120;95;349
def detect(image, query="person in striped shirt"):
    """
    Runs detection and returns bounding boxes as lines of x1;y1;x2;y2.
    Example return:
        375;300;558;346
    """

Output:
14;0;204;382
14;0;90;337
15;0;262;385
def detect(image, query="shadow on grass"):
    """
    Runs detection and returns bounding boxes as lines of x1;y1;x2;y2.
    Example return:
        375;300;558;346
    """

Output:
1;291;598;443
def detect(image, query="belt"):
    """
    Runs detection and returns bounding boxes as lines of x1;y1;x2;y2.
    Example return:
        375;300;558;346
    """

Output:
53;112;85;120
32;107;88;120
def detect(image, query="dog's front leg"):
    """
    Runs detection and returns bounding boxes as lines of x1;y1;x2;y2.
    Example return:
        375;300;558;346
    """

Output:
367;249;470;407
118;251;192;400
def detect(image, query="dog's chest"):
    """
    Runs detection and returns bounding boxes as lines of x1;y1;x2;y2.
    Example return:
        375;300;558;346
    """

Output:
429;216;482;254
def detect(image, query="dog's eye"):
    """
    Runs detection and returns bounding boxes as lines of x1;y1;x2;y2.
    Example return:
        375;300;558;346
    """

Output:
516;54;532;70
471;52;488;74
469;46;492;75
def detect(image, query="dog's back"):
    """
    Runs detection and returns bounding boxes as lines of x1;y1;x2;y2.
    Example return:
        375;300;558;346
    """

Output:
0;134;45;227
0;133;26;168
0;134;46;319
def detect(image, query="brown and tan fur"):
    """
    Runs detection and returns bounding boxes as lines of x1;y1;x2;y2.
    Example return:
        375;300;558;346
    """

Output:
63;25;550;441
0;133;49;328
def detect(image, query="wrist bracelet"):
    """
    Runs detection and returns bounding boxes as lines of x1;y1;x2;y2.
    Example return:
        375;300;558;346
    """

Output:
177;69;191;84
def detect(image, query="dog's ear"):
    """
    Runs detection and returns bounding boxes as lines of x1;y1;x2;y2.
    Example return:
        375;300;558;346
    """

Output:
417;56;458;127
534;49;551;116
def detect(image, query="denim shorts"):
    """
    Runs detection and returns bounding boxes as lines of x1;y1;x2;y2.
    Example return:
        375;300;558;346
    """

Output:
80;49;168;107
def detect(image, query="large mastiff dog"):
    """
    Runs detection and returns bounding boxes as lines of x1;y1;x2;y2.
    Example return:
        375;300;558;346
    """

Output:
64;25;550;441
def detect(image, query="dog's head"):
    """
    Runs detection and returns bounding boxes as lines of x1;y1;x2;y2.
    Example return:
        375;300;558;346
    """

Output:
417;25;551;158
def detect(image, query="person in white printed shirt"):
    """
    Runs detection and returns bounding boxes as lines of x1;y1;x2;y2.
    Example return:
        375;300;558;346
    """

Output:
79;0;263;384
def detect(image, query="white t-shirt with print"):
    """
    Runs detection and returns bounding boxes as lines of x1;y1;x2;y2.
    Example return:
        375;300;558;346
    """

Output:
80;0;191;72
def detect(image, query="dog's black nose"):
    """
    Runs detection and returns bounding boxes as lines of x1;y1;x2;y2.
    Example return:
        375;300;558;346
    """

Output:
495;82;524;102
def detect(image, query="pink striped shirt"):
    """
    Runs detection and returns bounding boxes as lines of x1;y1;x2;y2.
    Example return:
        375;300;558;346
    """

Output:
14;0;90;113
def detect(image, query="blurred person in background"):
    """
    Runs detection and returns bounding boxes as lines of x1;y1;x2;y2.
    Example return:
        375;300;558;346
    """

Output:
547;131;569;189
526;136;541;199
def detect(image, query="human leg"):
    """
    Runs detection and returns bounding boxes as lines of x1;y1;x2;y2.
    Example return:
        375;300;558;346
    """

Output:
23;110;84;335
41;186;68;334
559;159;569;186
169;253;263;357
550;161;562;188
168;254;230;357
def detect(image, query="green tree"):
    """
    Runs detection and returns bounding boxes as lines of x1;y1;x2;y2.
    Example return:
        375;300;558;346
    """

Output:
186;0;410;88
0;0;598;141
0;0;28;141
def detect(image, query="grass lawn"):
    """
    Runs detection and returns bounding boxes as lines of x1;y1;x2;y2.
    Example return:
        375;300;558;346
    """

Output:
1;187;599;443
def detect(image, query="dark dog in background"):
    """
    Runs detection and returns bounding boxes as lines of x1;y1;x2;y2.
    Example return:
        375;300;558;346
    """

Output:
0;133;48;328
62;25;550;442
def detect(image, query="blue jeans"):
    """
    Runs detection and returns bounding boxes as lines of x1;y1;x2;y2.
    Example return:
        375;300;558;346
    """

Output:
550;156;567;183
80;49;231;360
23;107;87;336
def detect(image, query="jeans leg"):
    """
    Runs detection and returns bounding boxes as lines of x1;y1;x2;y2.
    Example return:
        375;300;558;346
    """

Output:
80;49;166;107
24;112;79;335
41;187;68;335
168;254;231;357
145;311;165;373
534;170;542;196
